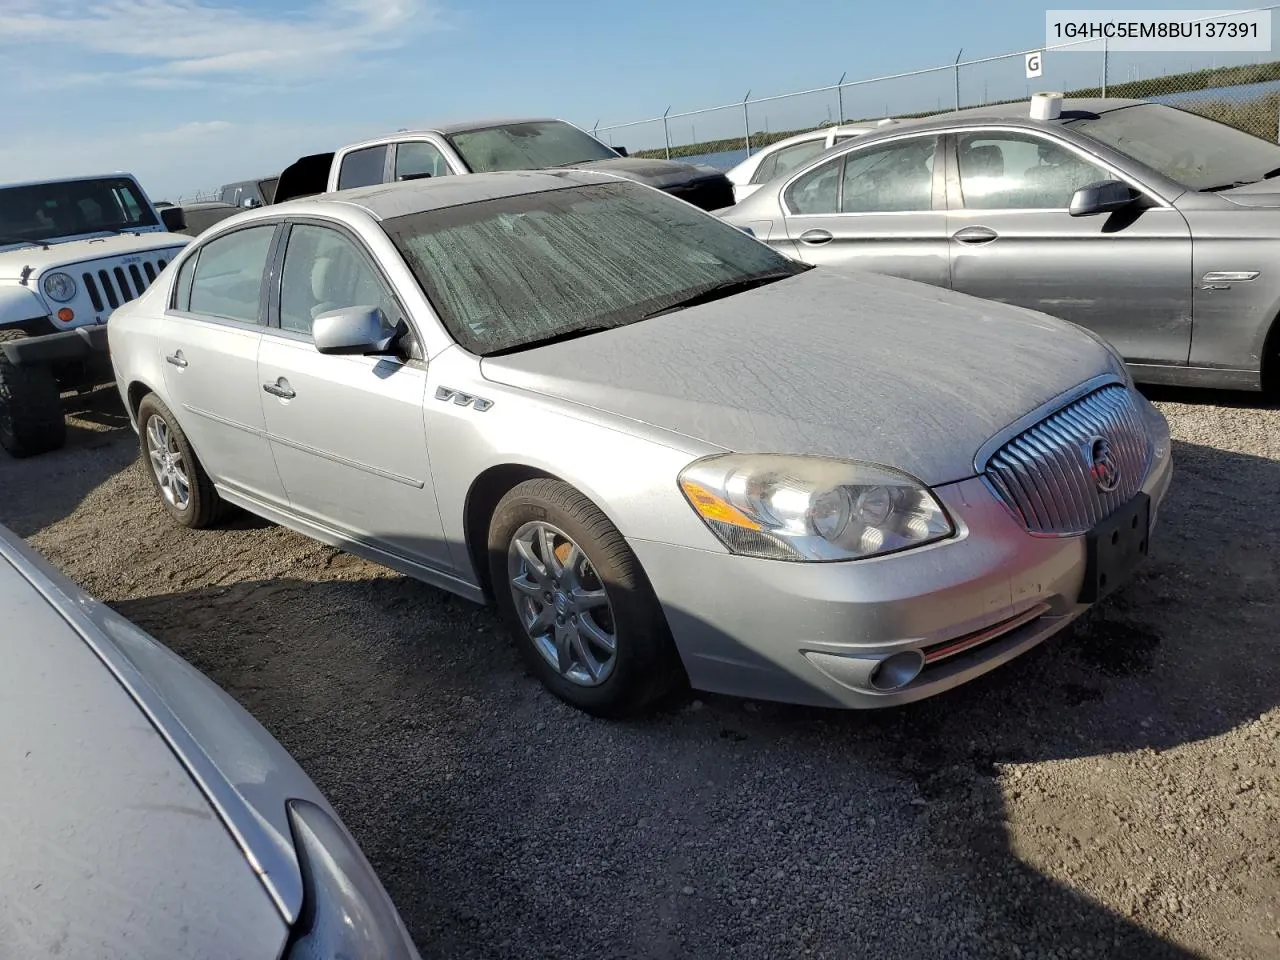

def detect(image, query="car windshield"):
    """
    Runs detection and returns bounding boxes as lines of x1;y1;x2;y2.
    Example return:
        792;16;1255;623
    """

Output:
445;120;620;172
0;177;158;244
1067;103;1280;191
383;180;806;355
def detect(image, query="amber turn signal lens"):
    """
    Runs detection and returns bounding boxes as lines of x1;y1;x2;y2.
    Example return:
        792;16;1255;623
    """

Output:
57;308;74;323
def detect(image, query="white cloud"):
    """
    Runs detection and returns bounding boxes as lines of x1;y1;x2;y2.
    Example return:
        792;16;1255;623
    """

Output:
0;118;389;200
0;0;441;85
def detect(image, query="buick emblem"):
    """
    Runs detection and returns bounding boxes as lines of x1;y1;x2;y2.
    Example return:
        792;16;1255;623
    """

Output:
1086;436;1120;493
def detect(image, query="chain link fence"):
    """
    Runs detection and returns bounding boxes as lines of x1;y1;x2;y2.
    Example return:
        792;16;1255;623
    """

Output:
597;19;1280;168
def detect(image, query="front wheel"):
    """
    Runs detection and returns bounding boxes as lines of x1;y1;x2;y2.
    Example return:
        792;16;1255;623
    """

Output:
487;479;685;717
0;330;66;458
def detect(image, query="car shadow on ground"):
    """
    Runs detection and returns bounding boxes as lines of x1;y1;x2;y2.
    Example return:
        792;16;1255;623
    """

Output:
108;436;1278;958
0;387;136;538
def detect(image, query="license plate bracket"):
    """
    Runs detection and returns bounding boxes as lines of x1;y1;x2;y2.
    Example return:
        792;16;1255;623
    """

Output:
1079;492;1151;604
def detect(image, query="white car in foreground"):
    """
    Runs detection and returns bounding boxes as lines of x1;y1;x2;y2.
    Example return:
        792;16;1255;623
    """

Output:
1;521;421;959
725;123;879;202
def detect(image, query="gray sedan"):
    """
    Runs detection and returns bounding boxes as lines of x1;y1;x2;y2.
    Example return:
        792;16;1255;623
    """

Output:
107;170;1171;717
1;522;421;959
722;96;1280;392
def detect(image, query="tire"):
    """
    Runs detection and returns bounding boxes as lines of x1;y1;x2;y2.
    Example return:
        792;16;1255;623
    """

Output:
0;330;67;458
487;478;686;718
136;393;223;528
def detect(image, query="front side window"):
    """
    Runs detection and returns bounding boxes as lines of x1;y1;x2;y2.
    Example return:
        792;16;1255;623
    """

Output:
383;181;805;355
186;225;275;324
445;120;618;173
751;139;827;185
0;177;159;245
394;142;453;181
277;224;398;336
956;133;1109;210
337;145;388;190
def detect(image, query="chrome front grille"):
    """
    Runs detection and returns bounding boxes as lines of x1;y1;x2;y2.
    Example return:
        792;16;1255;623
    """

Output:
983;384;1151;535
80;255;170;313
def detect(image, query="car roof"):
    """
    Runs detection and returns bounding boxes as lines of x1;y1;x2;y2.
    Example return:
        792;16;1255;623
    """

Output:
851;97;1148;137
342;117;569;151
266;168;619;221
0;172;144;189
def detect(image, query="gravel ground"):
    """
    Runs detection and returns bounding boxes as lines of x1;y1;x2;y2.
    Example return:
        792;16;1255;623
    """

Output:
3;387;1278;960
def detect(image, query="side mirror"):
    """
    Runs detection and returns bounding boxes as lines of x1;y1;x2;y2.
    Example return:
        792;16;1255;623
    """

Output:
159;207;187;232
313;306;403;356
242;197;261;208
614;146;629;157
1069;179;1138;217
397;172;433;182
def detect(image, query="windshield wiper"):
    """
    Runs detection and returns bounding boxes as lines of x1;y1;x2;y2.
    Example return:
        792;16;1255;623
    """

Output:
642;270;805;320
0;235;50;250
486;323;619;355
1200;167;1280;192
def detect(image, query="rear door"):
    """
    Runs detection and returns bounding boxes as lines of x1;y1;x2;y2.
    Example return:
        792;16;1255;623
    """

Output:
943;129;1193;365
158;223;288;505
776;134;950;287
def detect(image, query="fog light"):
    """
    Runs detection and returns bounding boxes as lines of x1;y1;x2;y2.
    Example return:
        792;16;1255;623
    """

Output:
868;649;925;691
57;308;74;323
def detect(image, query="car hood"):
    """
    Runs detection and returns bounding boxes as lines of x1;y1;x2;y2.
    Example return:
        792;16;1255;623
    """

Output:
0;231;190;277
480;268;1115;486
0;541;287;957
1217;180;1280;207
0;526;334;927
559;156;728;189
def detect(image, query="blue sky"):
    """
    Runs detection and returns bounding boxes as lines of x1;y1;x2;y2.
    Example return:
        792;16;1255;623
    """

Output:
0;0;1267;199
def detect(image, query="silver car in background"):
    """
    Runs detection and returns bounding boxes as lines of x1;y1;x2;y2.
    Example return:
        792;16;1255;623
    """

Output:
724;122;878;203
1;523;421;959
723;96;1280;391
107;170;1171;718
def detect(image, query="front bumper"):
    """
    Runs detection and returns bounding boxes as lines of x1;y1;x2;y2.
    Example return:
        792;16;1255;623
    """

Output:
630;442;1172;709
1;323;110;366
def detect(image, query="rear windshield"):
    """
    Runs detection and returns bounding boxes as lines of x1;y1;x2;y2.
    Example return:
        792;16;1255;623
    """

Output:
1068;102;1280;192
382;180;802;355
0;177;158;244
445;121;619;172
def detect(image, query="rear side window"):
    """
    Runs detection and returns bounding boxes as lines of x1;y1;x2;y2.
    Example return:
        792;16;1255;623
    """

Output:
186;225;276;324
337;145;388;190
751;140;826;184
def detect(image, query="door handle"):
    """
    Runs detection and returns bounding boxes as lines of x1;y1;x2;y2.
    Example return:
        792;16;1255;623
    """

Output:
798;228;834;245
952;225;999;244
262;378;296;400
165;350;188;368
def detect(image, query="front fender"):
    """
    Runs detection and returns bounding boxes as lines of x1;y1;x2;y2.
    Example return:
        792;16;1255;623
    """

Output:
0;284;49;326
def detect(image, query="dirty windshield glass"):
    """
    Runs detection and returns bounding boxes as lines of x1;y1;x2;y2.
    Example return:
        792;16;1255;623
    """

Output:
445;121;620;172
0;177;158;244
383;180;804;355
1068;103;1280;191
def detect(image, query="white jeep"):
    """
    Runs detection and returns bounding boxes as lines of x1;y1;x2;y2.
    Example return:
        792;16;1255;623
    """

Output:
0;174;191;457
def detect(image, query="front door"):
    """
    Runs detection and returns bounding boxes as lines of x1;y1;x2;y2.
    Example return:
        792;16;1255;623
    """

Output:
256;221;450;570
777;134;950;288
944;131;1193;366
159;223;287;506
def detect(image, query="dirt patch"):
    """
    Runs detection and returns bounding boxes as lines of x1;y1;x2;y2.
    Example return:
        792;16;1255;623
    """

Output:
3;386;1278;959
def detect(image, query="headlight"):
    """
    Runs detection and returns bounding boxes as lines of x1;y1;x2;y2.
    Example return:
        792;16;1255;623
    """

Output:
678;454;953;562
42;271;77;303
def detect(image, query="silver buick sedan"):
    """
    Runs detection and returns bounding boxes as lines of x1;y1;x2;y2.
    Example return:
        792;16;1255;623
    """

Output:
1;522;420;959
107;170;1172;717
